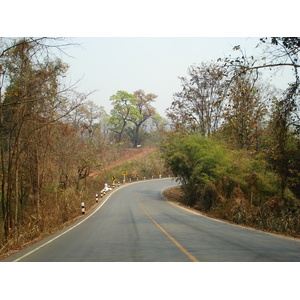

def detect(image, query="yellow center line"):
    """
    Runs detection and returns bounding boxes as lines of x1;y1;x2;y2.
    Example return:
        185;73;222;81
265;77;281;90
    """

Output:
137;196;199;262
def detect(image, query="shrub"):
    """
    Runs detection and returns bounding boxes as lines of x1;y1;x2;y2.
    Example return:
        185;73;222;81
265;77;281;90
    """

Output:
161;132;300;236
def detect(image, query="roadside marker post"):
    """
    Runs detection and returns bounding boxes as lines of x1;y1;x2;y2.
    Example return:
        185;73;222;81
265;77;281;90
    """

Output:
121;171;127;183
112;176;116;188
96;194;98;203
81;202;85;214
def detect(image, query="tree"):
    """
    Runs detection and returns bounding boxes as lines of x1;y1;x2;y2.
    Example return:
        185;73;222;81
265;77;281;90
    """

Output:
130;89;157;147
221;73;270;151
221;37;300;200
108;90;157;147
227;38;300;133
0;38;86;239
161;133;233;208
251;38;299;197
167;62;226;135
0;40;69;236
83;101;103;138
108;90;139;144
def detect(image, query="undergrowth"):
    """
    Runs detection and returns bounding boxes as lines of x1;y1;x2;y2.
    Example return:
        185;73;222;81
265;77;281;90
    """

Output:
162;133;300;237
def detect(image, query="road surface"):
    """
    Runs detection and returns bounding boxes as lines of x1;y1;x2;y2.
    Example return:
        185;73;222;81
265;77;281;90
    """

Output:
2;178;300;262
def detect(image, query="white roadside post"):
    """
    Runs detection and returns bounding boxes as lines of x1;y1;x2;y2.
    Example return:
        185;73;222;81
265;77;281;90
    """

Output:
81;202;85;214
95;194;98;203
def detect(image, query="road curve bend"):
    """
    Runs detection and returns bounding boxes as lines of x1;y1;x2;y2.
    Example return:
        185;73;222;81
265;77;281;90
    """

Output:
2;178;300;262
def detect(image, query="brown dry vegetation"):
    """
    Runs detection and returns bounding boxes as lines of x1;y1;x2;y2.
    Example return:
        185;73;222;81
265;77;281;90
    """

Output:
89;147;158;178
163;185;300;239
0;146;160;259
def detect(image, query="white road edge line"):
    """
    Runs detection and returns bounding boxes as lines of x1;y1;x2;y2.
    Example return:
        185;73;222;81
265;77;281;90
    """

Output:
13;178;172;262
161;188;300;242
13;184;128;261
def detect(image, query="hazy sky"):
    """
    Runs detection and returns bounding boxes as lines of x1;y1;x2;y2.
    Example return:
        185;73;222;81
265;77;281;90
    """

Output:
4;1;295;118
62;37;264;117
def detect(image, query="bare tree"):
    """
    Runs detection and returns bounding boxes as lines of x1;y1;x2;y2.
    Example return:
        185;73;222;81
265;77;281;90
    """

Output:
0;38;86;240
167;62;226;135
131;90;157;147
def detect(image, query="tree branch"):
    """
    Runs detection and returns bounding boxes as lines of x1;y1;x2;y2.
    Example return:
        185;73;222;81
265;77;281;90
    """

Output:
247;62;300;71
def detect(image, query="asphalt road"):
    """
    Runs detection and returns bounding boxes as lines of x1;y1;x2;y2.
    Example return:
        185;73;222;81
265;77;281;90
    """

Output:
2;178;300;262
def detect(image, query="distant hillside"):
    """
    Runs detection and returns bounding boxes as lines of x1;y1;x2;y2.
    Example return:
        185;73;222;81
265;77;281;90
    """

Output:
89;146;159;178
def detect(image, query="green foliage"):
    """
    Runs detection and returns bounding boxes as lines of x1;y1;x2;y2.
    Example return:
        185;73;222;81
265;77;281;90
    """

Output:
162;133;280;206
108;90;139;143
163;133;232;183
108;90;158;147
162;132;300;235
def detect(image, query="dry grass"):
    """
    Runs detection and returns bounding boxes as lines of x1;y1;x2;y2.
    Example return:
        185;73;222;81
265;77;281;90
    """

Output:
0;146;161;259
163;185;300;239
89;146;158;178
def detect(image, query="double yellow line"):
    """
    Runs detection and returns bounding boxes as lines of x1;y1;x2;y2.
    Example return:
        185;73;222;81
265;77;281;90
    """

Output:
137;196;199;262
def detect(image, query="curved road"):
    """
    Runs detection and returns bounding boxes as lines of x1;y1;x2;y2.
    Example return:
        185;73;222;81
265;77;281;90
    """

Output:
2;178;300;262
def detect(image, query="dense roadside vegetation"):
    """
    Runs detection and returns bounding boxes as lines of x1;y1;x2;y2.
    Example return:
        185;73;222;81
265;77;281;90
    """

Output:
161;134;299;236
162;38;300;237
0;38;166;255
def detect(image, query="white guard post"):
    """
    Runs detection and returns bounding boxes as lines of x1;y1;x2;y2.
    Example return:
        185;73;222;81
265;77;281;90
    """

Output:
81;202;85;214
101;183;112;196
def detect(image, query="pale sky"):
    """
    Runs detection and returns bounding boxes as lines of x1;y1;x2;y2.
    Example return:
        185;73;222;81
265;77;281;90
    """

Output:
4;1;295;118
62;37;264;117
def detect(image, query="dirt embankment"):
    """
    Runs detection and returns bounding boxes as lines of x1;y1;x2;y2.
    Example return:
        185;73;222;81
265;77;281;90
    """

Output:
89;146;158;178
163;186;183;203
